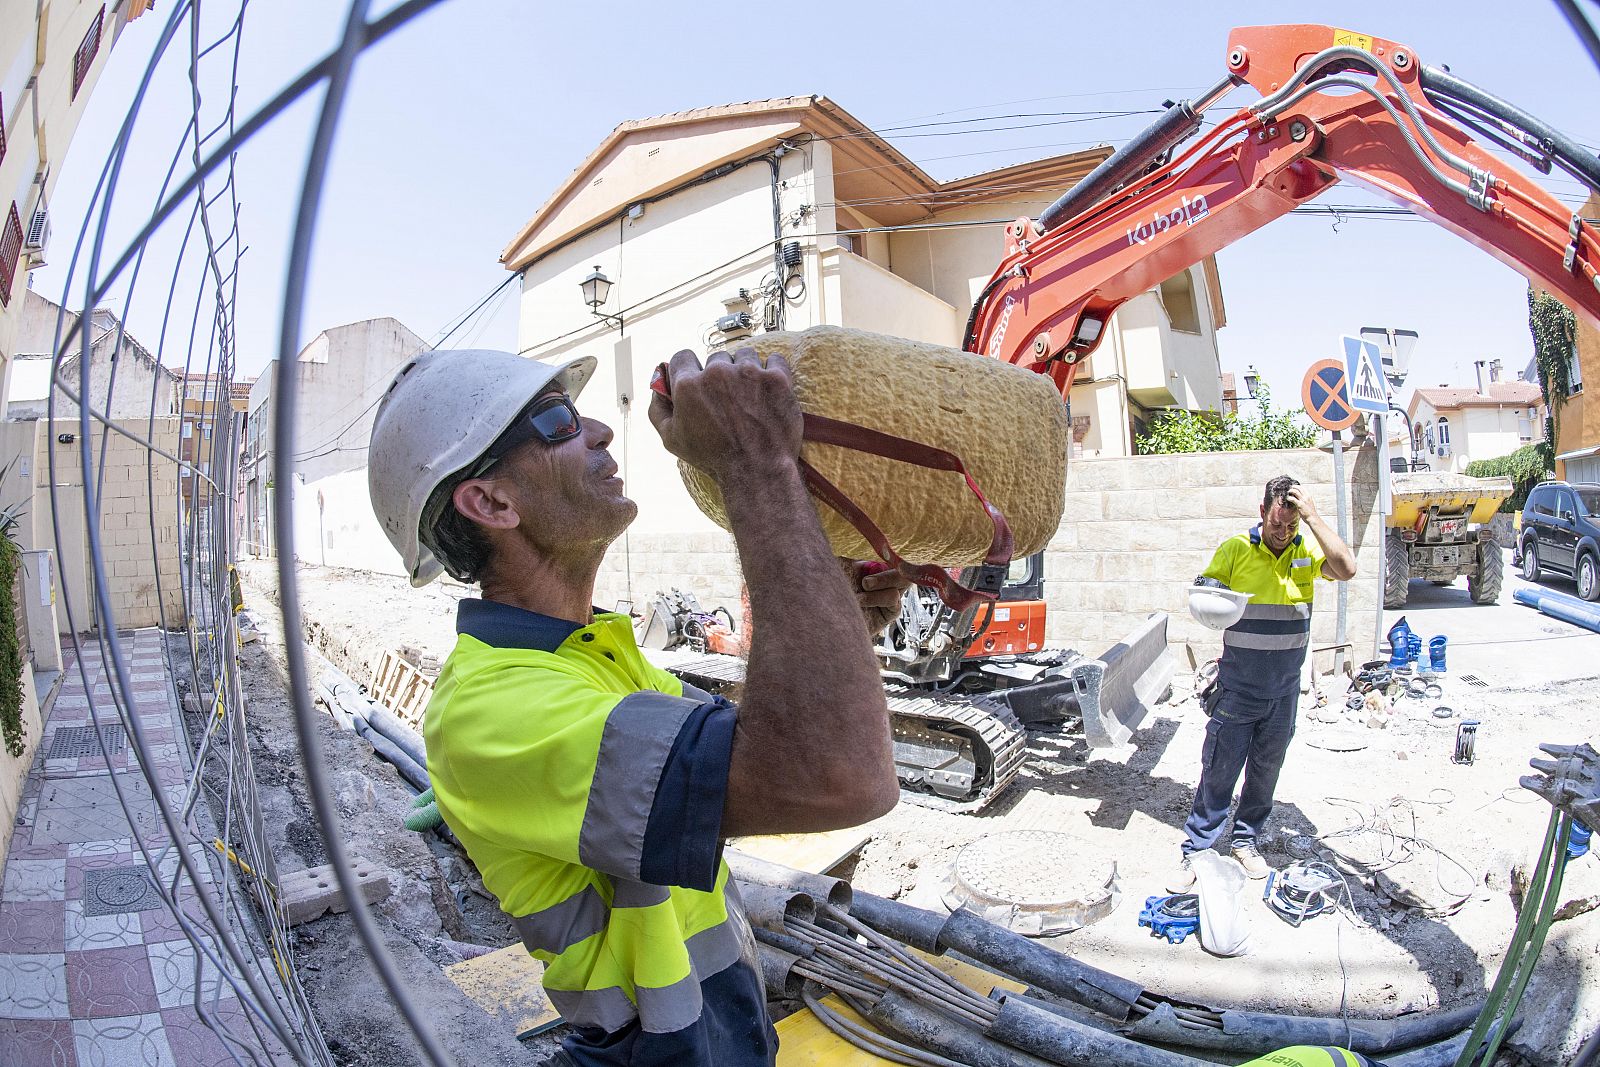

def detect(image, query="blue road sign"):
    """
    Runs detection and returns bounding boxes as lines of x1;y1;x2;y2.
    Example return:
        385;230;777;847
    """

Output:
1343;336;1389;415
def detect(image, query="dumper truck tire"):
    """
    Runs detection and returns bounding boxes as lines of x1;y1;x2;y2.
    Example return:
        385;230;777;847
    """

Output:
1384;531;1410;609
1469;531;1503;605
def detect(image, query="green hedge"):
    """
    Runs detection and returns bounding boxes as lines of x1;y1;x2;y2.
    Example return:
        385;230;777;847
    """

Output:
1464;442;1553;512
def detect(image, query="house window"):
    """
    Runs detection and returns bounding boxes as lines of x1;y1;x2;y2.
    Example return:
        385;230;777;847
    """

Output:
1436;416;1451;455
1157;270;1203;334
1572;351;1585;395
1518;409;1532;443
0;203;22;308
72;8;105;99
182;422;194;439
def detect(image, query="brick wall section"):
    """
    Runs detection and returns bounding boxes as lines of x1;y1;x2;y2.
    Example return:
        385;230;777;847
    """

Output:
1047;446;1382;664
598;445;1383;665
36;419;186;631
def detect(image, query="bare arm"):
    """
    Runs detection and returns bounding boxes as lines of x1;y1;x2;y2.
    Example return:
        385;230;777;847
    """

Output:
1287;484;1357;580
649;348;898;837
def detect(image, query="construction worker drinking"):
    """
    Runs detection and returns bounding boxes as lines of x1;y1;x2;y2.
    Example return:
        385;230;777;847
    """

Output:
367;346;904;1066
1172;476;1357;892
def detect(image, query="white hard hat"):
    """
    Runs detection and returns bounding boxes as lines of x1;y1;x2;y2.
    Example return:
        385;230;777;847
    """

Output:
367;349;596;586
1187;586;1253;631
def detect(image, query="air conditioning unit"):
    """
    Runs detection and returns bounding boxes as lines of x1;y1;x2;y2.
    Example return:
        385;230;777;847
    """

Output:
23;207;50;270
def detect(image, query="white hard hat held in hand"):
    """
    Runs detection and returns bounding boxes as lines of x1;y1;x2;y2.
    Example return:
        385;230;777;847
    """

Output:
1187;581;1253;630
367;349;596;586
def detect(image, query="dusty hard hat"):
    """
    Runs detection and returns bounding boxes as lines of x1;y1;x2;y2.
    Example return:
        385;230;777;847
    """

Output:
1187;586;1253;630
367;349;596;587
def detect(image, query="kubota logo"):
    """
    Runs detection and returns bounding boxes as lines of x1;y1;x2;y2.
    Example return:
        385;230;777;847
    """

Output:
987;295;1017;358
1126;192;1210;246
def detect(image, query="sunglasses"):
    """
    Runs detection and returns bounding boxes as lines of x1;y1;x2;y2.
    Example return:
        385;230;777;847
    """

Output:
467;392;582;478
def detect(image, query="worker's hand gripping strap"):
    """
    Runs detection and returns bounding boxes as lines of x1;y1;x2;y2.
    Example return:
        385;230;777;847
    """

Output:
650;364;1013;611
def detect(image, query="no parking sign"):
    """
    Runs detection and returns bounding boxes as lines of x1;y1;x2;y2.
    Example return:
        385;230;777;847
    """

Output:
1301;359;1358;431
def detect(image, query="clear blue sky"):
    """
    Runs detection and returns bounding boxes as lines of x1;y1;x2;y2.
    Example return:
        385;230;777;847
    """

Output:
31;0;1600;412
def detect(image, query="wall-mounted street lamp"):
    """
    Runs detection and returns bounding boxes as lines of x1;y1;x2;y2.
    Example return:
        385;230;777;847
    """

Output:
1243;365;1261;399
580;265;622;330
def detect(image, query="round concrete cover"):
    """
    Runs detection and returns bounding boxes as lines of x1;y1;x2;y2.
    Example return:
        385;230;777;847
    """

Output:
939;829;1119;937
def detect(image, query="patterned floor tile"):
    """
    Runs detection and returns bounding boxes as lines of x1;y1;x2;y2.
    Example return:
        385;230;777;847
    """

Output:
66;946;160;1020
0;952;70;1018
146;939;238;1010
65;901;145;952
137;902;203;945
68;839;134;859
72;1013;175;1067
0;1017;78;1066
0;900;67;953
158;1005;253;1067
4;857;68;901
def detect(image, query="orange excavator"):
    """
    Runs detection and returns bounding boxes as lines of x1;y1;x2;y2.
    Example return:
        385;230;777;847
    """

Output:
670;24;1600;812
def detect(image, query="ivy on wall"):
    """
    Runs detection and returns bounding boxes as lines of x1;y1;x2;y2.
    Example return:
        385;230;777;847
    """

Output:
1528;287;1575;464
0;533;21;758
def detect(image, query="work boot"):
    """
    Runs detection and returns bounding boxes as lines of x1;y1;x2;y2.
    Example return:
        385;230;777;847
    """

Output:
1232;844;1271;880
1167;854;1196;893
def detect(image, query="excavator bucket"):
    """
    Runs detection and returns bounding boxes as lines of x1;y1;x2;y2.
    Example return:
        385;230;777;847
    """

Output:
1070;613;1176;749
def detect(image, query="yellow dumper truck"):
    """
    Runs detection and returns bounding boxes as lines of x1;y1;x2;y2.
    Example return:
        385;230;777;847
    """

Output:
1385;471;1514;608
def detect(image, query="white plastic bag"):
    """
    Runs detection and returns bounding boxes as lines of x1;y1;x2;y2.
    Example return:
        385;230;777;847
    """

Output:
1190;850;1253;957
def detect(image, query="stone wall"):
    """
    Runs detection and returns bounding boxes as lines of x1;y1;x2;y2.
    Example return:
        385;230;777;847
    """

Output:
1046;446;1383;667
598;444;1384;666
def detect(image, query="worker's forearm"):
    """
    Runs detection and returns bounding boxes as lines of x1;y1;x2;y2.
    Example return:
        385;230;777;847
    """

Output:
1305;512;1357;579
717;460;895;833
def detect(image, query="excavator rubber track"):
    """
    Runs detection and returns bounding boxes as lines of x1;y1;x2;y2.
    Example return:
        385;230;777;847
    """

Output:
884;686;1029;813
643;650;1029;812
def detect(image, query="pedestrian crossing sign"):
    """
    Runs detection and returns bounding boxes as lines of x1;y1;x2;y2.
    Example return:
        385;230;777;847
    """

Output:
1342;336;1389;414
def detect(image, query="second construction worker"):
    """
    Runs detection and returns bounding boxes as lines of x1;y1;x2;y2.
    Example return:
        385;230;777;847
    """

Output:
368;345;905;1066
1173;475;1357;892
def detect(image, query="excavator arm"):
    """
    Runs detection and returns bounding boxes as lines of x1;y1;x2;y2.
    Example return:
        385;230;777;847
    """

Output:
967;23;1600;392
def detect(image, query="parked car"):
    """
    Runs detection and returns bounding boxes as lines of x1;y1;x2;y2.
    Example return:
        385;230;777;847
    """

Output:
1515;481;1600;600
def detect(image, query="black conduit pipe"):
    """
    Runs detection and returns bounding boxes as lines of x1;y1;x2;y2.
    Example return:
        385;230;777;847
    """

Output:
987;993;1205;1067
866;991;1057;1067
1120;998;1485;1055
848;891;1144;1021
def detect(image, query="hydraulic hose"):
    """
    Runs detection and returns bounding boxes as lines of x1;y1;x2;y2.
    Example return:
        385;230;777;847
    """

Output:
1419;64;1600;194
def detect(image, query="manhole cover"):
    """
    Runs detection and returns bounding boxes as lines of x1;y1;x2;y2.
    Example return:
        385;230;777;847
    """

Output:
47;725;126;760
83;866;163;916
938;830;1117;936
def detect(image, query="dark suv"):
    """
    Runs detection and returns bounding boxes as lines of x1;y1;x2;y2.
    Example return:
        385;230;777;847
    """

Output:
1517;481;1600;601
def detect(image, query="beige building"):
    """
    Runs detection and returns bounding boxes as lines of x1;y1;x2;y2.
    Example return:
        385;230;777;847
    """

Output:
1405;361;1544;473
243;317;425;572
7;290;180;420
1;0;152;400
503;96;1227;610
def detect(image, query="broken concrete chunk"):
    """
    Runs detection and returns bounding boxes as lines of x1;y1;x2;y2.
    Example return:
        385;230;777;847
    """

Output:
281;856;391;925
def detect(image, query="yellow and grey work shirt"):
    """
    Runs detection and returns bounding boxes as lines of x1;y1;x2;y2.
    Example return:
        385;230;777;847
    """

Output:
1202;525;1330;712
424;599;775;1067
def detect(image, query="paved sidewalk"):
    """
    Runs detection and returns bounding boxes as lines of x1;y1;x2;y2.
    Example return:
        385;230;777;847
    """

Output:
0;630;254;1067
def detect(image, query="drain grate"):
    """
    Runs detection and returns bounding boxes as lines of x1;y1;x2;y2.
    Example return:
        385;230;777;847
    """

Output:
1459;675;1490;688
82;866;164;916
47;725;126;759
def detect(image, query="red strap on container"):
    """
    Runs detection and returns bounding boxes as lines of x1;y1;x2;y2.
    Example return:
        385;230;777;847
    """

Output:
650;363;1013;610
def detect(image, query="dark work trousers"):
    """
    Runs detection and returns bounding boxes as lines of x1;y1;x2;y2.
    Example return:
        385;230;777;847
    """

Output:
1181;690;1299;854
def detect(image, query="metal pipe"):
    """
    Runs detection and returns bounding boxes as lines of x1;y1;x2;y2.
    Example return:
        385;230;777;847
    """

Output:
1037;74;1237;234
728;851;854;911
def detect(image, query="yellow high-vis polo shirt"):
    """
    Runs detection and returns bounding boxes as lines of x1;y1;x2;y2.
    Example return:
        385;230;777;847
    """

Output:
424;598;775;1066
1203;524;1330;710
